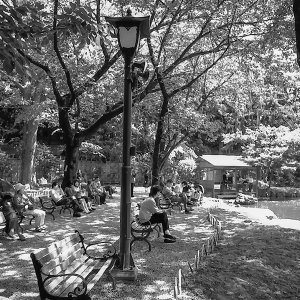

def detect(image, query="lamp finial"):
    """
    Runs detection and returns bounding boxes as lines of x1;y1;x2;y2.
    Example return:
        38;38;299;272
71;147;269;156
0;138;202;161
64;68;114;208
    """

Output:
126;8;132;16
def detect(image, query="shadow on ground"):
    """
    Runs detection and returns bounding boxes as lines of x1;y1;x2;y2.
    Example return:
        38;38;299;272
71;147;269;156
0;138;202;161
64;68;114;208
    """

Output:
0;188;215;300
186;208;300;300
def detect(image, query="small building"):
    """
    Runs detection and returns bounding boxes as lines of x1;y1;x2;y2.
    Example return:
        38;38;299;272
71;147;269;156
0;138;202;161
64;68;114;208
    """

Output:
197;155;257;198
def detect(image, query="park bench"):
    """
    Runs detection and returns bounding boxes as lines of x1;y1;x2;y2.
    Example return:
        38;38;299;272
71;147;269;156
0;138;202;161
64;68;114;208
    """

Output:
156;193;183;213
30;230;117;300
155;194;173;214
130;203;161;252
38;196;73;220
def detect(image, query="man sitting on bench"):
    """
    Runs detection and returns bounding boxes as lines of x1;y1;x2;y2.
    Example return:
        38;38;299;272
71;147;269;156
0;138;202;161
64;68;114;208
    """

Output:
138;185;176;243
50;181;71;206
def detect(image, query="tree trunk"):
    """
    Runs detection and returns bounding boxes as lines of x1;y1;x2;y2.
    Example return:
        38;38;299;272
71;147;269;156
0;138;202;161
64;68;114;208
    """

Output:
152;121;164;185
293;0;300;67
19;118;39;184
61;133;81;189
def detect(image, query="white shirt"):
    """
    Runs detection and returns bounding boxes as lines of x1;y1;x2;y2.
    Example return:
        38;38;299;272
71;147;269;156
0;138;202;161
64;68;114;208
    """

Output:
50;187;63;201
138;197;161;223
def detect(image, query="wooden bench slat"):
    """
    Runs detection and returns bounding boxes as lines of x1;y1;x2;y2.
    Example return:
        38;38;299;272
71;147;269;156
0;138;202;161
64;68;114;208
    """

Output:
49;259;98;297
38;242;82;267
42;245;83;275
44;257;88;293
34;233;79;261
86;258;113;292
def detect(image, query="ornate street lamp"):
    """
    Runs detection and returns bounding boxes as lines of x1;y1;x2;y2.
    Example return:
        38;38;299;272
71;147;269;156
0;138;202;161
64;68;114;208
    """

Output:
105;9;150;279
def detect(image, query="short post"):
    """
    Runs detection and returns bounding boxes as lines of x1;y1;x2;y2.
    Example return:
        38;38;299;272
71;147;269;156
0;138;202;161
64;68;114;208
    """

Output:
178;269;182;295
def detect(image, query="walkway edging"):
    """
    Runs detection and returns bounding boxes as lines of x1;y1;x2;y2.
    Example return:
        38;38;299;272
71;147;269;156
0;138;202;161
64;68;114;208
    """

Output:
173;212;222;299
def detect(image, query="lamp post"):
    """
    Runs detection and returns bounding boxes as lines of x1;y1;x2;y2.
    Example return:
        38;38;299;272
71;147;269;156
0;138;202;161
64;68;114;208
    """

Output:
105;9;150;278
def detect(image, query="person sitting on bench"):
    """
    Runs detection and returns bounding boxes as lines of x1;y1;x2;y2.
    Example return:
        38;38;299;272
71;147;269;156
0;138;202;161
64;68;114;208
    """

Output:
50;181;71;206
138;185;176;243
14;183;46;232
89;177;107;205
70;180;95;213
162;179;191;214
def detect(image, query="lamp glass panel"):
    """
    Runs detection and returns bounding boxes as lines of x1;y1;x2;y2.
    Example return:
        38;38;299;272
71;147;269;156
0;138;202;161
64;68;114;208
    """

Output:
119;26;138;48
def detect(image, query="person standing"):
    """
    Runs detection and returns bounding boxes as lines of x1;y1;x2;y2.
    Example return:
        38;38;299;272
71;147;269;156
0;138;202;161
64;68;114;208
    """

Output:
131;172;136;197
143;171;149;192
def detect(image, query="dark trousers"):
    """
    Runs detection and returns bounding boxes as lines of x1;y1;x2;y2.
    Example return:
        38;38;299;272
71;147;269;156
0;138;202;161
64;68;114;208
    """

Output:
142;211;169;233
55;197;71;206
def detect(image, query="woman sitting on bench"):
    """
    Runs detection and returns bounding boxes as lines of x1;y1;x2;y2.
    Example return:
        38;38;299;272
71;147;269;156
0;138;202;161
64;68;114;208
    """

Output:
138;185;177;243
65;180;95;214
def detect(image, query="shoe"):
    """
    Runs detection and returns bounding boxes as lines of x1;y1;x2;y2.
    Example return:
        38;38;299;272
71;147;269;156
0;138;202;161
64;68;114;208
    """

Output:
40;225;47;229
90;207;96;210
34;228;45;232
164;238;176;243
73;212;81;217
18;234;26;241
164;234;176;240
184;210;191;214
189;208;194;211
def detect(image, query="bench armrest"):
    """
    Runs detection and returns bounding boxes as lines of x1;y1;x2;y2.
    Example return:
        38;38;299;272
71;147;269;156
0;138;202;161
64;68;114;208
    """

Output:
39;197;55;210
84;242;117;260
42;272;87;297
75;230;117;260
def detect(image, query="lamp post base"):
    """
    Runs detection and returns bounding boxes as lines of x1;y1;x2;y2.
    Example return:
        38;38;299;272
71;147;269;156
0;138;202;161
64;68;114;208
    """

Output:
110;253;138;281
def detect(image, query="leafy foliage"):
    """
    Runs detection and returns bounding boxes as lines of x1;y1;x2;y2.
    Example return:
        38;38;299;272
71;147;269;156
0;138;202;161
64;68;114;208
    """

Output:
223;125;300;186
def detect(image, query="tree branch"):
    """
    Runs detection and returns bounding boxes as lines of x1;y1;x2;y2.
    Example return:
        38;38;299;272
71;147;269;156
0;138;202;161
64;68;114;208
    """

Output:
17;49;63;106
53;0;76;105
96;0;109;62
169;42;230;98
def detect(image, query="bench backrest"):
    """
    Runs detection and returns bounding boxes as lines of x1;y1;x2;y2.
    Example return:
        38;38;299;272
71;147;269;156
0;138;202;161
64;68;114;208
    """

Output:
30;233;85;288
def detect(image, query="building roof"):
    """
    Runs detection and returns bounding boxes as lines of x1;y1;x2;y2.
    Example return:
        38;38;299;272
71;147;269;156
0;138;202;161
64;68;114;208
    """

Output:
198;155;253;169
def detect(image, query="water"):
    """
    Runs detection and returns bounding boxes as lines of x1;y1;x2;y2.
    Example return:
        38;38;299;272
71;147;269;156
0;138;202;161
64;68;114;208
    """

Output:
252;199;300;221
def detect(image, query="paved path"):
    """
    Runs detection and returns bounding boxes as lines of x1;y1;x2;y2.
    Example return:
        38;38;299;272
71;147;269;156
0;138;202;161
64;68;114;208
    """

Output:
0;187;216;300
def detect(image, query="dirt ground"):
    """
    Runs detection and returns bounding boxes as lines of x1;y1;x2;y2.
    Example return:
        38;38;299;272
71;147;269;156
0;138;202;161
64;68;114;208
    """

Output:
1;189;300;300
186;207;300;300
0;187;215;300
